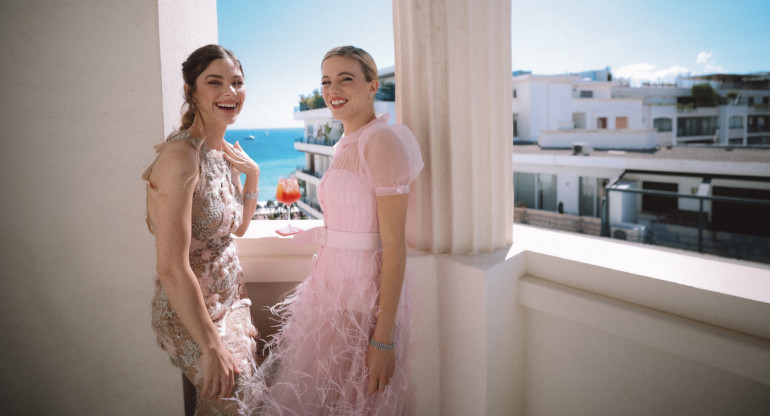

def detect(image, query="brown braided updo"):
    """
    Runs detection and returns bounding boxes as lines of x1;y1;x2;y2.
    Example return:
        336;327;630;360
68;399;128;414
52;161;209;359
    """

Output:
180;44;244;131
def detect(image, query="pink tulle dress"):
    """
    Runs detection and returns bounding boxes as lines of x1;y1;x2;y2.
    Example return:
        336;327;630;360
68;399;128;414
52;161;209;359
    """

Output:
258;115;423;415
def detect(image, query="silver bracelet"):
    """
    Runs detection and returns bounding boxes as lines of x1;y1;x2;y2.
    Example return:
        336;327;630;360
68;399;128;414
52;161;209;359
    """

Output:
370;338;395;351
243;190;259;200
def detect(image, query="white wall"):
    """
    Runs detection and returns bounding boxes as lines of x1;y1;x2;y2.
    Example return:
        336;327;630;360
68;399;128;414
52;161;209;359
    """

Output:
573;98;644;130
514;81;533;141
609;181;640;223
547;82;575;130
557;172;580;215
648;104;677;145
0;1;216;414
539;129;657;150
517;225;770;415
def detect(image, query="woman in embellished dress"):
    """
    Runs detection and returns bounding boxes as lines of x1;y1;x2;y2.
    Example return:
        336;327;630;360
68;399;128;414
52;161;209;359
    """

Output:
258;46;423;415
143;44;261;415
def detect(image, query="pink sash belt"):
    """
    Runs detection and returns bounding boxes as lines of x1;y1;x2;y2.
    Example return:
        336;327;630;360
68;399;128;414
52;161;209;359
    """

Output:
292;226;382;251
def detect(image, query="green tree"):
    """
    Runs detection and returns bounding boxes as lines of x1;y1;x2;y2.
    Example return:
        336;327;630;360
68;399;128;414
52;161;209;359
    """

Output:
691;84;719;107
298;89;327;111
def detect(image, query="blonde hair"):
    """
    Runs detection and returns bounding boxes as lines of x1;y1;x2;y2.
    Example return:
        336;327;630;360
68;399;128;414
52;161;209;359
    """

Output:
322;46;378;82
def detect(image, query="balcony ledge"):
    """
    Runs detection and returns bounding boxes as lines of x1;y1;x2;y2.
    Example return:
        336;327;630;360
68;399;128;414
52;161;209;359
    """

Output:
237;221;770;338
235;221;770;414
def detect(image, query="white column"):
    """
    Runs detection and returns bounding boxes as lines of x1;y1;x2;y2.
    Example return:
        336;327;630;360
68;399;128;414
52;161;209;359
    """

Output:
394;0;513;254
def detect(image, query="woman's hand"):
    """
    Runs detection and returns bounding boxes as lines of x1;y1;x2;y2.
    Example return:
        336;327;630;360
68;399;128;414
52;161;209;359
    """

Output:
222;141;259;178
199;344;241;401
366;345;395;395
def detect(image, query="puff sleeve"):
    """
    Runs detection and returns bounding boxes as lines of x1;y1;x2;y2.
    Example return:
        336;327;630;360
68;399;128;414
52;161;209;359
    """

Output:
360;124;424;196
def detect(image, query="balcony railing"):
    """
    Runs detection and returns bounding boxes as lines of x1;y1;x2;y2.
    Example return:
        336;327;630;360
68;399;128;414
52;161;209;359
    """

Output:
235;222;770;415
297;166;324;179
299;196;322;212
605;186;770;264
294;136;339;146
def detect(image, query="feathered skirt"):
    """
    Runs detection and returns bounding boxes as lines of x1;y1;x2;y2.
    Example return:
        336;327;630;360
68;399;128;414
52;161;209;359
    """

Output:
256;237;411;416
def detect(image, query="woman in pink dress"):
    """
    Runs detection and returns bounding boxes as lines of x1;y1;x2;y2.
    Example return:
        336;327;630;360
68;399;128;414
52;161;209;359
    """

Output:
143;44;262;415
258;46;423;415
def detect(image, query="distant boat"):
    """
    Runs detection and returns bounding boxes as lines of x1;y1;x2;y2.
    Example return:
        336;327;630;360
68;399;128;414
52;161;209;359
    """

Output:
245;135;255;140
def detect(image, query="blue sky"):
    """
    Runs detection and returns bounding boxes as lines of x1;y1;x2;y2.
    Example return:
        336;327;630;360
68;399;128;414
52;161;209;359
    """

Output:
217;0;770;129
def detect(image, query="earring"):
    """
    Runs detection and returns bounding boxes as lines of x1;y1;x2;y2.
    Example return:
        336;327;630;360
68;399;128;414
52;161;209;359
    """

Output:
369;92;374;98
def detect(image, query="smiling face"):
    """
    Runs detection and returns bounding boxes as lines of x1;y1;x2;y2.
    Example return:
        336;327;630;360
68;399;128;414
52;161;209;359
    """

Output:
188;57;245;129
321;56;378;133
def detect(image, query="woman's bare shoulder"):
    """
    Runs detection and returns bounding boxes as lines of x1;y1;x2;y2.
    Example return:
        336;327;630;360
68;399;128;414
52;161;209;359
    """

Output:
148;140;199;190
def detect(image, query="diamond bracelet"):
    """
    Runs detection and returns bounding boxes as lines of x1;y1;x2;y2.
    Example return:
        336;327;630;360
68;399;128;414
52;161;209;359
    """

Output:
370;338;395;351
243;190;259;200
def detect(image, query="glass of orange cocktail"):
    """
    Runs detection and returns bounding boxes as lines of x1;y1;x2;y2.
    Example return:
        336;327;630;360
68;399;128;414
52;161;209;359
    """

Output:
275;175;302;236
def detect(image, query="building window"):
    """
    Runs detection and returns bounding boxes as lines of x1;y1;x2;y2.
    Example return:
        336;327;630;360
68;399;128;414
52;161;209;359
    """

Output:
748;97;755;106
514;172;557;211
513;120;518;137
513;89;517;98
579;90;593;98
677;117;718;137
514;173;536;209
748;116;770;133
729;116;743;129
306;125;314;137
748;136;770;145
573;112;587;129
641;181;678;214
597;117;608;129
538;174;558;211
616;117;628;129
712;186;770;237
580;177;609;218
653;117;672;132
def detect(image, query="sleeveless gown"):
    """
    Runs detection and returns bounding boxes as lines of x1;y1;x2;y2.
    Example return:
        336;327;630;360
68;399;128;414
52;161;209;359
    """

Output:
258;115;424;415
146;131;260;415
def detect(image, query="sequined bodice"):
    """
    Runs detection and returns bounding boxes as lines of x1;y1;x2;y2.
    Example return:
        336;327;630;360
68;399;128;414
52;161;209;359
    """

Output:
152;131;246;318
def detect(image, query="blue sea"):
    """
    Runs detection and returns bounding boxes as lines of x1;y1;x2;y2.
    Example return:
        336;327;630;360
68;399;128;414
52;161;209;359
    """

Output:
224;128;306;202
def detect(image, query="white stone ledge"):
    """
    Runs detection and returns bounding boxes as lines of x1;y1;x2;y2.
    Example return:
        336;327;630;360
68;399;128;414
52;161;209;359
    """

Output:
235;222;770;415
518;275;770;386
511;225;770;340
236;221;770;340
236;220;322;283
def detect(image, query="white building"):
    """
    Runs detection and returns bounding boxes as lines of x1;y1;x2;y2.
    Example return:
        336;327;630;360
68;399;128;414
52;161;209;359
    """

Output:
293;66;397;218
513;71;770;149
512;70;770;262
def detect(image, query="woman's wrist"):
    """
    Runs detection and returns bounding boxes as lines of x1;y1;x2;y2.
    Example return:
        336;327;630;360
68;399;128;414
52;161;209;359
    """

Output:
199;331;225;353
370;338;395;351
243;189;259;200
